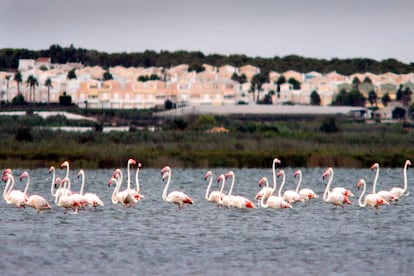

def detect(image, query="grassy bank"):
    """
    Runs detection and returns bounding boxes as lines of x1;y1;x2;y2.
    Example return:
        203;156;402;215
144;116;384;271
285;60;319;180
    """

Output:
0;111;413;169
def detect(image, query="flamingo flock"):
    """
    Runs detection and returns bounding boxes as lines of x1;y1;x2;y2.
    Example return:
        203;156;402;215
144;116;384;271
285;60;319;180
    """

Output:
1;158;412;213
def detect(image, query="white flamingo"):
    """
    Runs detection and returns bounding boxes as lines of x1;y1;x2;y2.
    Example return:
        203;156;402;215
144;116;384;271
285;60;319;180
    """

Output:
294;169;318;201
161;166;194;210
55;177;81;213
77;169;104;208
255;158;281;204
278;170;303;204
204;171;222;203
370;163;397;202
356;178;389;208
221;171;256;209
134;162;144;201
323;167;354;198
111;167;137;208
259;177;291;209
19;171;51;213
2;169;27;208
389;160;411;199
322;168;352;207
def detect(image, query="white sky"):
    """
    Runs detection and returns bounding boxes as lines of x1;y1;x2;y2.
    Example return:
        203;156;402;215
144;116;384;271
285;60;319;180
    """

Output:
1;0;413;64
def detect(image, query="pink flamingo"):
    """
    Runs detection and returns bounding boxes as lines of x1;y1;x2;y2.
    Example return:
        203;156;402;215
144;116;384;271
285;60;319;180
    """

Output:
134;162;144;201
389;160;411;199
294;169;318;201
323;167;354;198
370;163;397;202
19;171;51;213
204;171;222;203
55;177;81;213
356;179;389;208
222;171;256;209
322;168;352;208
77;169;104;208
2;169;27;208
255;158;281;203
259;177;291;209
278;170;303;204
161;166;193;210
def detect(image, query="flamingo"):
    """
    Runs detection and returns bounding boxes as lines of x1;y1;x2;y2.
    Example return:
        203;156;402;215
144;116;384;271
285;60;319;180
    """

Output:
55;177;81;213
204;171;222;203
322;168;352;207
108;176;124;206
111;167;137;208
323;167;354;198
2;169;27;208
370;163;397;202
259;177;291;209
294;169;318;201
389;159;411;199
19;171;51;213
49;165;71;198
222;171;256;209
161;166;194;210
134;162;144;201
255;158;281;204
356;179;389;208
278;170;303;204
77;169;104;208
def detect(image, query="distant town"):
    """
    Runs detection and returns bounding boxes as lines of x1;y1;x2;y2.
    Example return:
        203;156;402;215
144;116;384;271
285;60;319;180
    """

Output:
1;57;413;121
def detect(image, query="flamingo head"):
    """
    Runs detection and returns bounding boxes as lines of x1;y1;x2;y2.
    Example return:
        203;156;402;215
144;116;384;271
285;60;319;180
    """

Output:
19;171;29;181
273;158;281;165
204;171;212;180
137;163;142;169
276;170;285;178
322;168;332;179
54;177;61;188
48;166;55;173
406;160;412;167
294;170;301;177
60;161;69;169
217;174;225;183
112;168;121;178
371;163;379;171
2;168;12;182
161;166;170;175
77;169;84;178
356;179;365;190
258;177;267;187
128;158;137;166
161;171;169;181
107;177;117;187
224;171;234;179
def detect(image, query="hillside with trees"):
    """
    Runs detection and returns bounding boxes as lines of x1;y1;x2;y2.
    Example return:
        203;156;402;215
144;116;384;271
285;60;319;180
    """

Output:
1;44;414;75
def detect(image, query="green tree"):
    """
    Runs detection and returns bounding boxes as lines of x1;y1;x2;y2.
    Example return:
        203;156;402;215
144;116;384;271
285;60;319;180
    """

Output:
288;77;301;90
26;75;38;104
333;89;366;107
310;90;321;105
14;71;22;96
67;68;77;80
381;93;391;106
103;71;113;81
368;90;378;107
251;73;268;103
275;75;286;92
352;77;361;89
320;117;339;133
45;78;53;104
5;74;11;103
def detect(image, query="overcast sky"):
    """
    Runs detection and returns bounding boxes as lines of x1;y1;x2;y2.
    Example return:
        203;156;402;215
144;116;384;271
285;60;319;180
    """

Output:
1;0;413;64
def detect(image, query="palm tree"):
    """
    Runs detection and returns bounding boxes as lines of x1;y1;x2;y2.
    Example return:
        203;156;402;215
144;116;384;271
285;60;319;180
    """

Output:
26;75;39;104
45;78;53;104
5;75;11;103
14;71;22;96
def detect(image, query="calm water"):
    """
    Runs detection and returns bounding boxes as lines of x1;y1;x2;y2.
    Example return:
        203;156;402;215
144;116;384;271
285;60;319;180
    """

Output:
1;167;413;275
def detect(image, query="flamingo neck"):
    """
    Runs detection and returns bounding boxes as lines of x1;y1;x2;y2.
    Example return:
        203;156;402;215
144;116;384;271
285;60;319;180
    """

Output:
218;176;226;199
227;172;235;196
358;181;367;207
135;167;140;193
79;171;85;195
272;160;277;192
111;178;121;204
261;178;270;208
23;174;30;196
127;161;132;190
402;161;409;194
372;166;379;194
3;177;11;200
295;171;302;193
323;169;333;201
50;168;56;197
162;170;171;201
278;173;285;198
205;173;213;200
